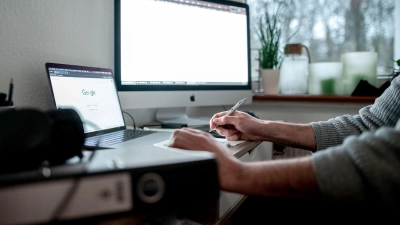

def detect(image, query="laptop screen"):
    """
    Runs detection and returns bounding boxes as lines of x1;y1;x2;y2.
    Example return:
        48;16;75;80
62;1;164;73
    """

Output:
46;64;125;134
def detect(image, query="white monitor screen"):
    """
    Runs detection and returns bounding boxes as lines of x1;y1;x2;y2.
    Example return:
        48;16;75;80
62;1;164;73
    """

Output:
119;0;249;86
115;0;252;125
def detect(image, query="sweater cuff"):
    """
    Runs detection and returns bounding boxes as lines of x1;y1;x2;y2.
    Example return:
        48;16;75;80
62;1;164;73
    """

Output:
310;121;345;150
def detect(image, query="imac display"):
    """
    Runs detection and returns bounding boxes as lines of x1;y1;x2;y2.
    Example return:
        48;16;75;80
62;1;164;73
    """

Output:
115;0;252;126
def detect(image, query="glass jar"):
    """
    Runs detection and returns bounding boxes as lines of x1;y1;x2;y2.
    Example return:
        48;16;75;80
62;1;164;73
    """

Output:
308;62;343;95
279;44;310;94
340;51;378;95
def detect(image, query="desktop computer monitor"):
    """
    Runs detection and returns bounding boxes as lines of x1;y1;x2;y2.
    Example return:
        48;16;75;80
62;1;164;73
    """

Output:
115;0;252;126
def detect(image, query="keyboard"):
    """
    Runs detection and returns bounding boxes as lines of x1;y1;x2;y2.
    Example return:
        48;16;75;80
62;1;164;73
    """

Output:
192;124;211;131
84;129;157;148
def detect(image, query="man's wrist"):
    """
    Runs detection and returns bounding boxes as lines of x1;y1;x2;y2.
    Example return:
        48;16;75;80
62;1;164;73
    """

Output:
225;160;246;192
257;120;276;142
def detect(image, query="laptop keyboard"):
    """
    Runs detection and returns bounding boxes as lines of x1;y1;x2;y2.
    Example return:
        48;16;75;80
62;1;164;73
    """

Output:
84;129;157;147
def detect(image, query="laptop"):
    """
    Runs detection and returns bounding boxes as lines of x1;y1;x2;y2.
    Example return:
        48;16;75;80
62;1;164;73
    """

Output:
45;62;159;149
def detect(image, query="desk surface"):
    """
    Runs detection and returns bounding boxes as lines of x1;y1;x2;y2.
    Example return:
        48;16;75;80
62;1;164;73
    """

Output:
253;94;377;103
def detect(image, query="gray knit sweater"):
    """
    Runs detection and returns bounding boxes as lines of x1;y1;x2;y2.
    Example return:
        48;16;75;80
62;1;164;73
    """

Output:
310;76;400;150
310;76;400;210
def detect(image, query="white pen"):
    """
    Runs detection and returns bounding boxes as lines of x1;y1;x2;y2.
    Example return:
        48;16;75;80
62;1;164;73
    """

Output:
210;98;246;132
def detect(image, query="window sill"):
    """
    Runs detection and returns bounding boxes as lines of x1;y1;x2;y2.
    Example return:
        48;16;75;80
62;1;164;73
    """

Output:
252;94;376;104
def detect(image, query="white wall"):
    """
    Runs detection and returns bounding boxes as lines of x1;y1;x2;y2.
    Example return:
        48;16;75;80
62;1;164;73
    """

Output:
0;0;114;111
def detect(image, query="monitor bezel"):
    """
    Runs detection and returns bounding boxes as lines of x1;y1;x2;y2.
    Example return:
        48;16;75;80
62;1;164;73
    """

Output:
114;0;252;92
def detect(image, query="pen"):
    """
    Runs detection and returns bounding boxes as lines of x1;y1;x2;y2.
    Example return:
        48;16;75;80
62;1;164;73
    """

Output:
211;98;246;131
7;78;13;106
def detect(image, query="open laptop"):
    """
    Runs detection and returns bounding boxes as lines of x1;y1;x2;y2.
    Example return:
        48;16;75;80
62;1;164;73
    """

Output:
45;62;159;149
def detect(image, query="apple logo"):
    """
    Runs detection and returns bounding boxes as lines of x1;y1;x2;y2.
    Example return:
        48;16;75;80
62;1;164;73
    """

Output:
190;94;195;102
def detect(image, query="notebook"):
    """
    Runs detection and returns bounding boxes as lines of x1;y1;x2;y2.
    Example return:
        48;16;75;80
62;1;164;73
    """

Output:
45;62;158;149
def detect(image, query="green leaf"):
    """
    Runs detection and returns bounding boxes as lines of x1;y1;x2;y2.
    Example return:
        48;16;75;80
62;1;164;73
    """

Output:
254;1;291;69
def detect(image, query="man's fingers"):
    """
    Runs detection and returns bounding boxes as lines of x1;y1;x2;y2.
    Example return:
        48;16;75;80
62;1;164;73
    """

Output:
169;128;213;149
218;115;237;127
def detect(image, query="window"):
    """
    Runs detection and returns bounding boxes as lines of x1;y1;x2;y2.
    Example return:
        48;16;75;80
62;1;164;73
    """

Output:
247;0;398;79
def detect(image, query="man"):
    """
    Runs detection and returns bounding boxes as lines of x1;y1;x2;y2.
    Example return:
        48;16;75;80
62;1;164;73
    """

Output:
167;75;400;220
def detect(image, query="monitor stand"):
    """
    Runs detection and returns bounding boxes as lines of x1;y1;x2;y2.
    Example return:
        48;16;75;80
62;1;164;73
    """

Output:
156;107;209;127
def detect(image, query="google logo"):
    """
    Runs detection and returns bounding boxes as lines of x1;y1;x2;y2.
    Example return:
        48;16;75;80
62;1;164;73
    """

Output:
82;89;96;96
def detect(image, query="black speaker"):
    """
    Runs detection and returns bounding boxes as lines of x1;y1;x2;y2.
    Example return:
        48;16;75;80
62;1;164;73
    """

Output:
0;108;85;174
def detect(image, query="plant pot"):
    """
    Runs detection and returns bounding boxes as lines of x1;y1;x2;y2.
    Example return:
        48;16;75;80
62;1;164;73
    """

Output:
261;69;280;95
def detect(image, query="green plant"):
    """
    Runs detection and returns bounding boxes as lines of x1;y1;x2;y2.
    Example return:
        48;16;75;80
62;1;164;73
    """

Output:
393;58;400;80
395;59;400;68
255;2;290;70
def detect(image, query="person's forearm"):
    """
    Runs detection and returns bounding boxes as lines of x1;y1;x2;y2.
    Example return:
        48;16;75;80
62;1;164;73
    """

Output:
225;157;320;198
260;121;317;151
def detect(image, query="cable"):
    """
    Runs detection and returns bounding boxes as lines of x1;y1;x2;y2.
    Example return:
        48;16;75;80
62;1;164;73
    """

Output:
49;121;100;223
49;175;81;224
123;111;136;130
49;152;98;224
49;155;98;224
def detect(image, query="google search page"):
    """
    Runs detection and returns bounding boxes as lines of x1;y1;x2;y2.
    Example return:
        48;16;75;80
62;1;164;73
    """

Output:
50;76;125;133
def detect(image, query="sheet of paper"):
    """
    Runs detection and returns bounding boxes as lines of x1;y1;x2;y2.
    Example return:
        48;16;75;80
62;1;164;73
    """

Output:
140;127;245;147
153;140;213;157
155;138;245;150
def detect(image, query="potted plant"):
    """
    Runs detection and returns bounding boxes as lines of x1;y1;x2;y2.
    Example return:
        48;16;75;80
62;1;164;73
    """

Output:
379;58;400;93
392;58;400;79
254;2;290;94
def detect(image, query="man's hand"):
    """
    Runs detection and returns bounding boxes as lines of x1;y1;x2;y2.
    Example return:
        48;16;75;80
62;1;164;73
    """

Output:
168;128;242;190
209;110;317;150
210;110;266;141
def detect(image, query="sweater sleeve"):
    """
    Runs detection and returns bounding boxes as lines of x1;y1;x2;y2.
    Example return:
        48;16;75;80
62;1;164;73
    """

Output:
311;120;400;209
310;75;400;150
